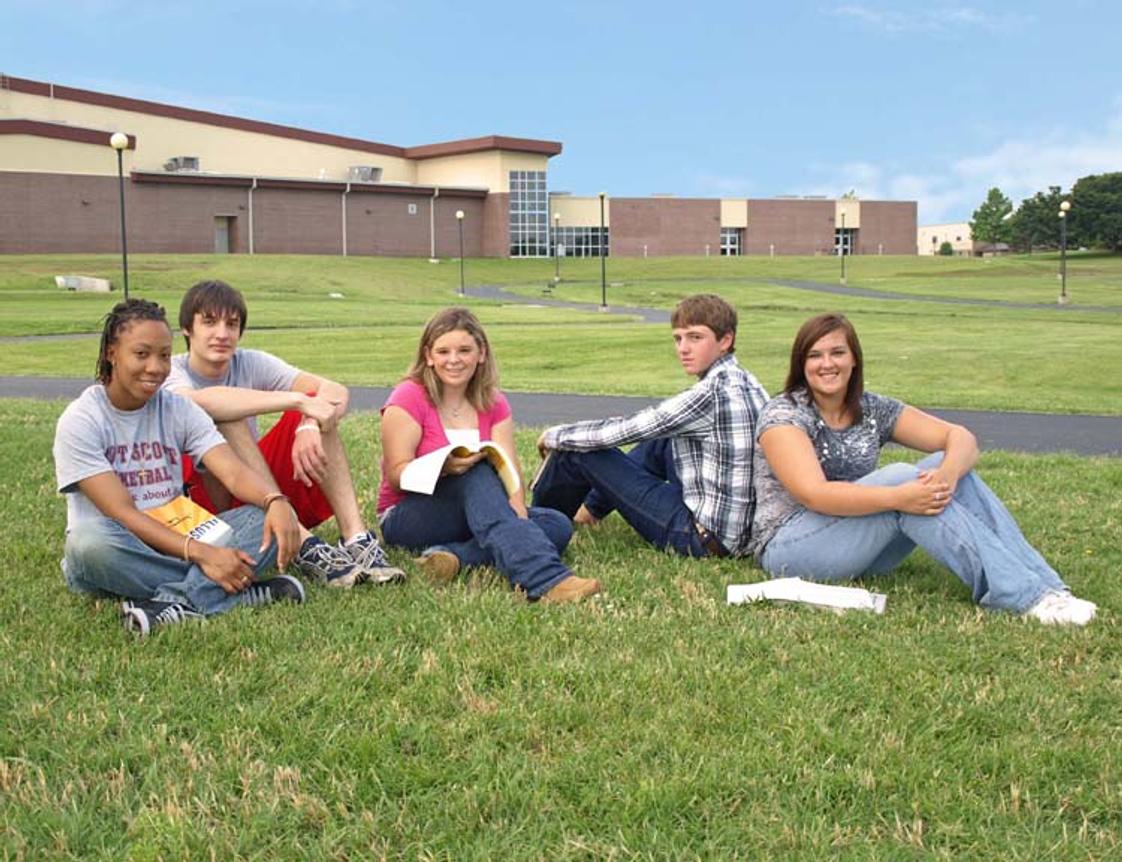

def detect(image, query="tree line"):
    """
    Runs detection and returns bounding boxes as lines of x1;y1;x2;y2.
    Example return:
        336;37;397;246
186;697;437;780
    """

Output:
968;172;1122;253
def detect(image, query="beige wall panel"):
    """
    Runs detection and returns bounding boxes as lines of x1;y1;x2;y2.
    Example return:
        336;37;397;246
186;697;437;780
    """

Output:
413;151;550;192
720;199;747;228
918;222;973;255
0;135;135;175
4;90;415;181
549;196;610;227
414;151;504;191
836;199;860;228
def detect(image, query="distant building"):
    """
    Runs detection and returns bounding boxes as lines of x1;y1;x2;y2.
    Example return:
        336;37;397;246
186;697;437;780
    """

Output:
2;75;917;258
918;222;974;256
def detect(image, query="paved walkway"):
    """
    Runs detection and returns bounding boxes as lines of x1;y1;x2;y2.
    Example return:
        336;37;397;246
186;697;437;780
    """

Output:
3;376;1119;456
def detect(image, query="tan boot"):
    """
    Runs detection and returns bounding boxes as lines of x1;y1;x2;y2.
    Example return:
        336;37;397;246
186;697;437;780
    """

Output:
414;550;460;584
541;575;602;604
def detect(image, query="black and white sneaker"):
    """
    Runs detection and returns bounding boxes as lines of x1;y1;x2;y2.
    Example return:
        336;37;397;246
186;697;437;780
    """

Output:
342;531;406;585
295;536;367;588
122;599;202;637
240;574;307;607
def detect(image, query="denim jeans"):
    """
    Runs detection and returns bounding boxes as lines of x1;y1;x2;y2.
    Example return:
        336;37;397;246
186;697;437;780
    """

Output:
380;462;572;598
760;452;1068;612
63;505;278;616
532;439;707;557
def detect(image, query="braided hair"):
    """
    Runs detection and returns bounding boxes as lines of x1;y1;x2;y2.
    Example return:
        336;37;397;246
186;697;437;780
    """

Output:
95;299;169;384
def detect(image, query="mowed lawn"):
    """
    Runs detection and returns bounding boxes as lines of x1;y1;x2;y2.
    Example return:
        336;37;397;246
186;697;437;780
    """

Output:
1;253;1121;858
0;252;1120;412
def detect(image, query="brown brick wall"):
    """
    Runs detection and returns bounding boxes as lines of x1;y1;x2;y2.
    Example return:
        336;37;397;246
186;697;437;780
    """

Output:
855;200;917;255
252;188;342;254
481;193;509;257
745;199;836;256
609;198;721;256
0;171;248;253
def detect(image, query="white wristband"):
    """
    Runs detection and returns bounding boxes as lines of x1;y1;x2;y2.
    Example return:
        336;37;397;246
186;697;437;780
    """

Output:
296;422;320;434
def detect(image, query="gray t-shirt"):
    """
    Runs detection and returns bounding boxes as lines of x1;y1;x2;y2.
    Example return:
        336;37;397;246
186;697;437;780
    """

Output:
54;385;227;531
164;348;300;440
749;389;904;558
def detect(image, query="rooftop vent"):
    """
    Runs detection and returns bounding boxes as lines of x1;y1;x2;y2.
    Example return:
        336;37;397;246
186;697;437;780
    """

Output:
163;156;200;172
348;165;383;183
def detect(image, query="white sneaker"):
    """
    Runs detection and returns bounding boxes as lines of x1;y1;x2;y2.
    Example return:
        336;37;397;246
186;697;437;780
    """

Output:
1025;590;1097;626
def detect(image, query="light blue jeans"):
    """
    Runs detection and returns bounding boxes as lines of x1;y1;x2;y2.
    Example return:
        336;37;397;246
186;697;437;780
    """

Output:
63;505;278;616
760;453;1068;612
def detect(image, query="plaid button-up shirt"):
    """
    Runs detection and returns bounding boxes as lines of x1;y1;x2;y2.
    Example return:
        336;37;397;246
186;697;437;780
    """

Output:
541;354;769;556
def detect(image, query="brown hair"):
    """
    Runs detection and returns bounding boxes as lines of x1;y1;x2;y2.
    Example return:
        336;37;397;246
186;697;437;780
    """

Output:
784;313;865;423
178;280;248;348
406;307;498;411
670;293;737;352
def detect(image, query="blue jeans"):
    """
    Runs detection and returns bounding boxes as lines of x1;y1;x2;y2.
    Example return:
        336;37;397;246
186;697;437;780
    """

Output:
532;439;708;557
380;462;572;599
760;453;1068;612
63;505;279;616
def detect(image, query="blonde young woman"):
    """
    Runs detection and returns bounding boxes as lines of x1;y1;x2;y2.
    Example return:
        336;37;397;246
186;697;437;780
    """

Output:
378;308;600;604
750;313;1096;625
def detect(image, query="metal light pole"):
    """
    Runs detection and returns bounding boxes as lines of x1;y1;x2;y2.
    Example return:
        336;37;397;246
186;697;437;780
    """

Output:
553;212;561;283
456;210;465;297
1058;200;1071;304
598;192;607;309
839;210;847;285
110;132;131;299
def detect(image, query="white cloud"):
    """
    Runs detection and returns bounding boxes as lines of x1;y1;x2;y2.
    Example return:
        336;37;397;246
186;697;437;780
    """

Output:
810;109;1122;222
830;4;1035;34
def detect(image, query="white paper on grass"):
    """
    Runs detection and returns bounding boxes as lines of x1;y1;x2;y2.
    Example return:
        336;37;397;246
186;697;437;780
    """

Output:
727;578;887;614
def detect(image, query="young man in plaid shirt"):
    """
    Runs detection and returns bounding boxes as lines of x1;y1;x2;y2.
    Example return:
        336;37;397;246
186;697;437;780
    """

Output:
532;294;769;558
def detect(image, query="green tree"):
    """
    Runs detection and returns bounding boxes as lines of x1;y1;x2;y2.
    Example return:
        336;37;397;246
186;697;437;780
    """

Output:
938;240;954;256
969;187;1014;248
1009;186;1065;252
1071;172;1122;251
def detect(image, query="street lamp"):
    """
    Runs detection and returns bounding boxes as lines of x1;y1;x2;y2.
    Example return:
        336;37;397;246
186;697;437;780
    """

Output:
598;192;607;309
109;132;131;299
553;212;561;283
839;210;847;285
1058;200;1071;304
455;210;465;297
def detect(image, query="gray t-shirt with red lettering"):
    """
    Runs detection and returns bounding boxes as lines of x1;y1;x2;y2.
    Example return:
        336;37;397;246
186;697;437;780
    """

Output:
749;389;904;558
54;385;226;531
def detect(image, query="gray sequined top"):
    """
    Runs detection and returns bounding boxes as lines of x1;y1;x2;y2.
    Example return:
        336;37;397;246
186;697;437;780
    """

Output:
748;389;904;558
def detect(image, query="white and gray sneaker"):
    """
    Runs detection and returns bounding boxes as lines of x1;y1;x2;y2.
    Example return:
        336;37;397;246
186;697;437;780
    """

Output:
296;536;368;588
122;599;203;637
342;531;406;585
1025;590;1097;626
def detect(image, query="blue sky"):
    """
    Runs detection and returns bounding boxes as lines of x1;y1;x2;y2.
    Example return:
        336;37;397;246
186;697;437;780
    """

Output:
4;0;1120;223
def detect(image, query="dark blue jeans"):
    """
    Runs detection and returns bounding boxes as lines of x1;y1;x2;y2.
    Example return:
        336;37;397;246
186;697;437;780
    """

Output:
381;462;572;598
532;439;707;557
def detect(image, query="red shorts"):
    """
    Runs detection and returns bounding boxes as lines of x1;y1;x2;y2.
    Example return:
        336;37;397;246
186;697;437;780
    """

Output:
182;410;334;528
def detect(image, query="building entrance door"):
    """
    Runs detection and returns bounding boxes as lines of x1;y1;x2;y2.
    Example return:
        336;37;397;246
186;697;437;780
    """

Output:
214;216;233;253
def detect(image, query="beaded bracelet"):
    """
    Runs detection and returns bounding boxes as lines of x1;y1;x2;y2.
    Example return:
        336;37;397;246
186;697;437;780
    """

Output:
262;492;290;510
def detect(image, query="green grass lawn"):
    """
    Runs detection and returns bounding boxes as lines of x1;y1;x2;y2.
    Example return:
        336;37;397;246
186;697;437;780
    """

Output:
0;252;1119;413
2;399;1120;859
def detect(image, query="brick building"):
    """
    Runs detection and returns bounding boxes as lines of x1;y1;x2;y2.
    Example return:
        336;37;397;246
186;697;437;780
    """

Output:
1;75;916;258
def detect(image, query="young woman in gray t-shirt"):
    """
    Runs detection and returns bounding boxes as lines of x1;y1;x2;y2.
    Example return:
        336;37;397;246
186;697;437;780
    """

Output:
751;313;1095;626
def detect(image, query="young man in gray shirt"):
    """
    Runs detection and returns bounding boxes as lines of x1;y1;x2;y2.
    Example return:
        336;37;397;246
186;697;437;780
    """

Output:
165;280;402;587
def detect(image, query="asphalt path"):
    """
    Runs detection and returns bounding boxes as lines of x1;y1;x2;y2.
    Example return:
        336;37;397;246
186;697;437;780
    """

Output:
3;376;1118;456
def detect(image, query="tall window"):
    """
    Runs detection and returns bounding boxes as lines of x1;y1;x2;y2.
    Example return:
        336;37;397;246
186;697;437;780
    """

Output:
552;226;609;258
509;170;549;257
720;228;742;256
